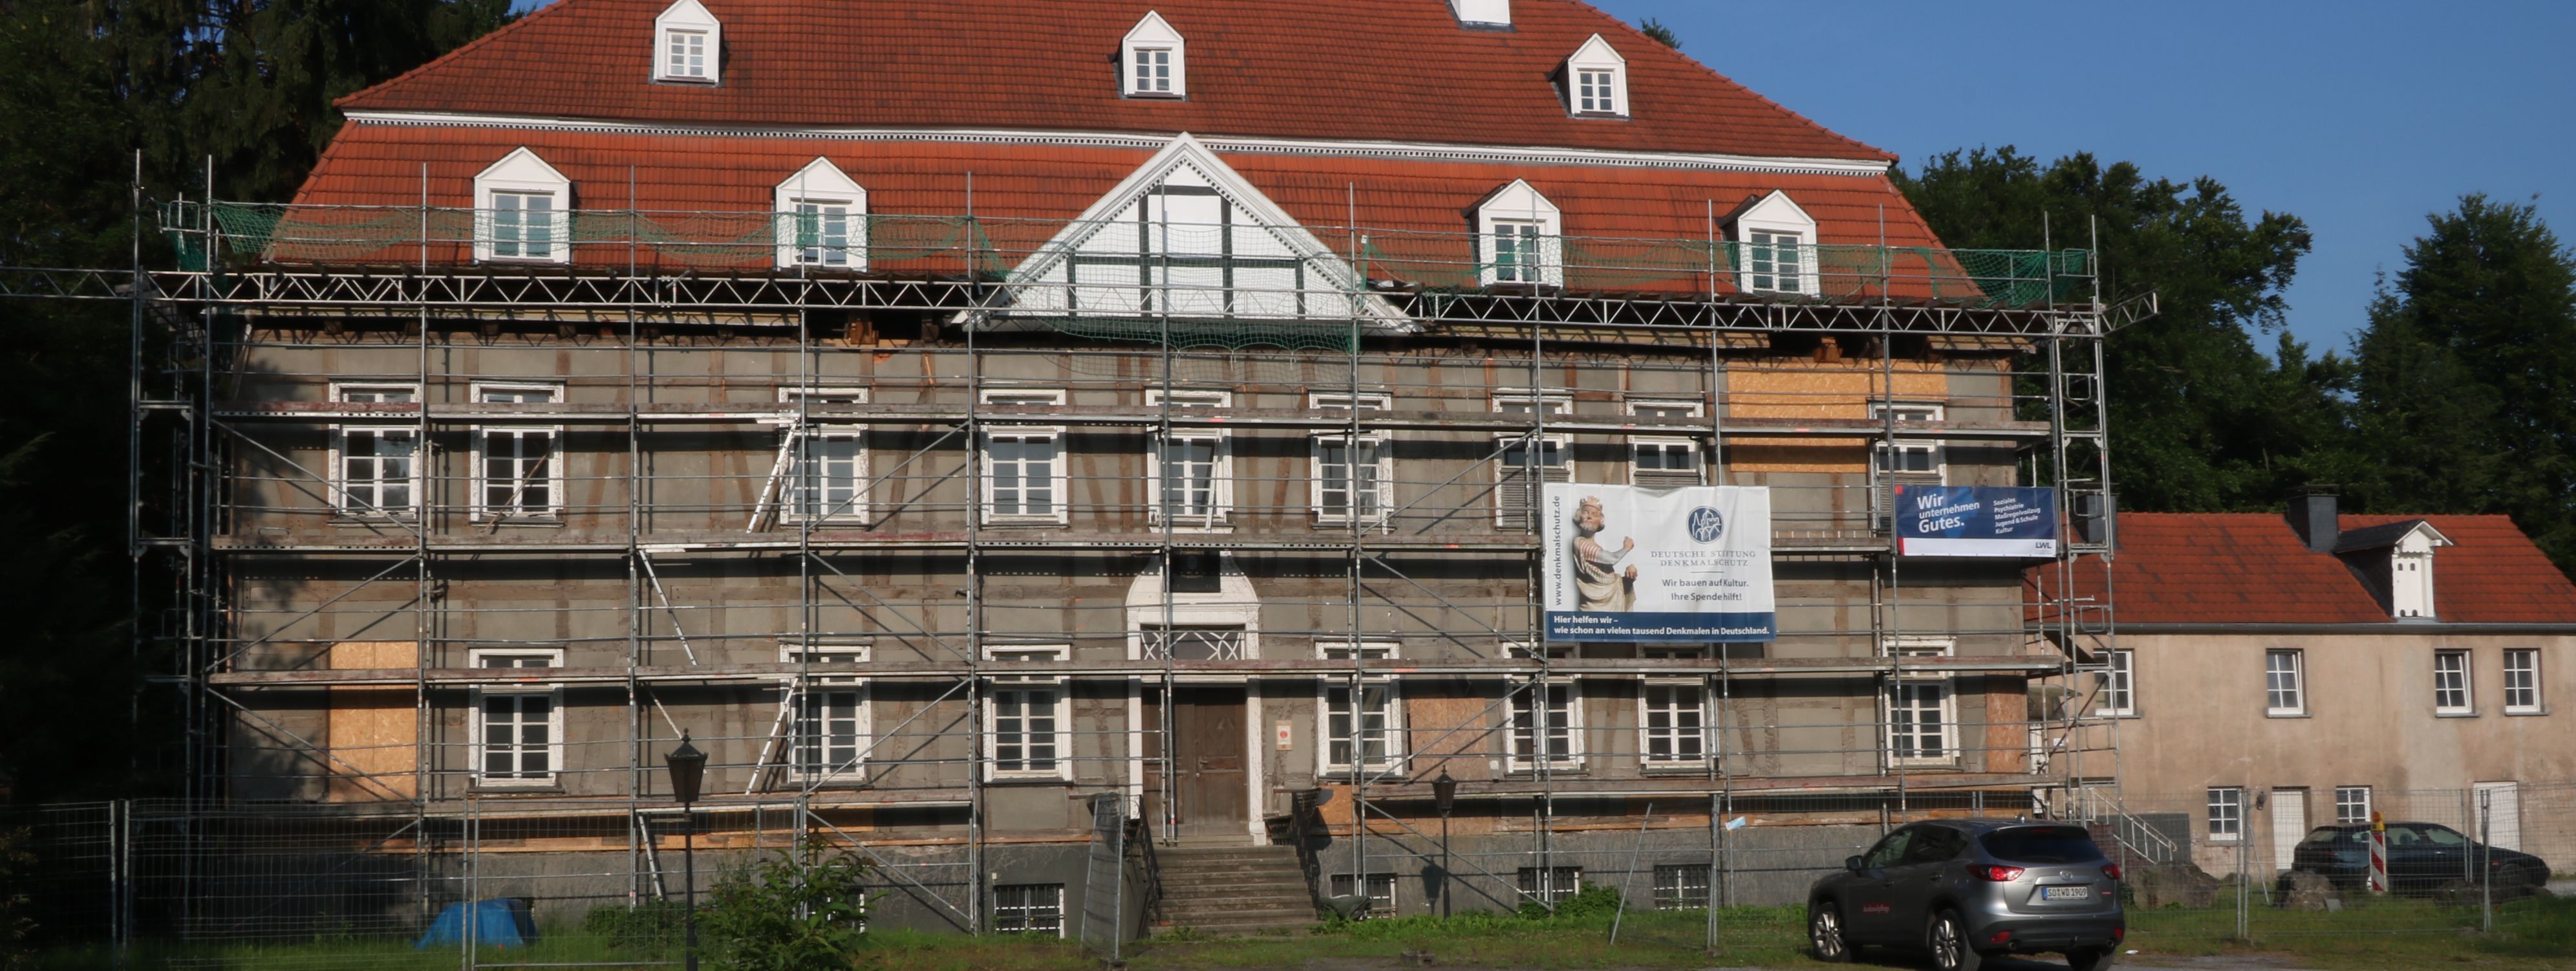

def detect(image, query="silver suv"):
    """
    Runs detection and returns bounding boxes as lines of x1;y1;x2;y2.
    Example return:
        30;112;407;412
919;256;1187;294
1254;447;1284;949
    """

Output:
1806;819;2125;971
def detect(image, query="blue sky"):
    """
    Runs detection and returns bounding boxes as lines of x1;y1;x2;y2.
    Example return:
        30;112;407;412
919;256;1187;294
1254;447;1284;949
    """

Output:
508;0;2570;350
1585;0;2575;351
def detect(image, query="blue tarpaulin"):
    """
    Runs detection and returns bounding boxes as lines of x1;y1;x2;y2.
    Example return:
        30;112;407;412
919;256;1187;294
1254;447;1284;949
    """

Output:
414;898;537;949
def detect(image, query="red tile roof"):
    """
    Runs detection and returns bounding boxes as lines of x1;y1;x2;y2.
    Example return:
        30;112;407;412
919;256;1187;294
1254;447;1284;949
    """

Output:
2035;513;2576;626
336;0;1891;162
288;123;1956;295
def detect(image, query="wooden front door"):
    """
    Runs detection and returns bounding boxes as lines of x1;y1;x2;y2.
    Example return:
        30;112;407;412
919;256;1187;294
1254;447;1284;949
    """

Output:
1144;686;1249;841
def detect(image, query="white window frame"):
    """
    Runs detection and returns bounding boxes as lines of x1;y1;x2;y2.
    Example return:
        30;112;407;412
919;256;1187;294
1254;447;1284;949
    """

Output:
2265;649;2306;716
2503;648;2542;714
473;149;572;265
1494;392;1572;529
2207;786;2244;842
1562;34;1628;117
2095;648;2136;717
1869;401;1946;481
2434;649;2474;715
1627;400;1704;488
2334;785;2372;825
1146;389;1232;525
780;641;870;784
1318;639;1403;775
469;647;566;788
1121;12;1186;98
774;158;868;270
1310;392;1393;529
652;0;720;83
1652;863;1712;910
1506;669;1582;771
468;382;564;522
778;387;870;523
330;382;423;519
991;882;1065;937
981;389;1070;526
1730;191;1820;296
1885;638;1958;767
1518;866;1583;906
1328;872;1397;915
1476;180;1563;287
1638;648;1710;769
985;646;1072;781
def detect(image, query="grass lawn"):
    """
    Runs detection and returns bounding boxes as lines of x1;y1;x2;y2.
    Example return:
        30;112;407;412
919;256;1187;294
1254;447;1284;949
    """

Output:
30;894;2574;970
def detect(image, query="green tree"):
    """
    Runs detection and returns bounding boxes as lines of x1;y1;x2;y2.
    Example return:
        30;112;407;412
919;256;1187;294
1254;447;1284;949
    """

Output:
0;0;510;801
1637;18;1679;49
1898;147;2351;512
2348;195;2576;565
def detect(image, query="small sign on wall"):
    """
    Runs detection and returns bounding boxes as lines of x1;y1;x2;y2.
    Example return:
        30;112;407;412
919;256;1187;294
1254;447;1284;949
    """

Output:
1276;720;1293;751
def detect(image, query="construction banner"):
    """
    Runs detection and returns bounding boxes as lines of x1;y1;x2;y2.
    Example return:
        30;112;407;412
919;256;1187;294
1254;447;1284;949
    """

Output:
1893;485;2059;558
1541;484;1774;643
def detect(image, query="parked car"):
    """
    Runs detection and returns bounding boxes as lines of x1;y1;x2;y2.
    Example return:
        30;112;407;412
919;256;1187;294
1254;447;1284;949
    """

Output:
1807;819;2125;971
2282;822;2551;898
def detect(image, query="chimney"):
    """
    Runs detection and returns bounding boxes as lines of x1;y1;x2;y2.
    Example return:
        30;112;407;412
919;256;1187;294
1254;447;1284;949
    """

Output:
1451;0;1511;27
2288;489;2339;553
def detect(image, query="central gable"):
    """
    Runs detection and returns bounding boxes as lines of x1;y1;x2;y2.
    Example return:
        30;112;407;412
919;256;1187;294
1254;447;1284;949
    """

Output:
976;135;1410;338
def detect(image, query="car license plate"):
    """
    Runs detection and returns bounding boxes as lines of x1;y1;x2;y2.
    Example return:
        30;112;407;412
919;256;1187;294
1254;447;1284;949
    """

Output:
2041;886;2091;900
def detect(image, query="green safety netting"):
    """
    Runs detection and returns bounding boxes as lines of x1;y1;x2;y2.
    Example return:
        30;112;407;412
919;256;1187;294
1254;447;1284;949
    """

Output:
169;202;2091;351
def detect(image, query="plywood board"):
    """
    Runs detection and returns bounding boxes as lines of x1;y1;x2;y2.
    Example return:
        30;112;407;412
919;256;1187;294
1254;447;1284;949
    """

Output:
326;640;418;802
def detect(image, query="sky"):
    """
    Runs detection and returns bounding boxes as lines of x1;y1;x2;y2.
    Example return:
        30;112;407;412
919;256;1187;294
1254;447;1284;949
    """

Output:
1584;0;2576;351
504;0;2572;350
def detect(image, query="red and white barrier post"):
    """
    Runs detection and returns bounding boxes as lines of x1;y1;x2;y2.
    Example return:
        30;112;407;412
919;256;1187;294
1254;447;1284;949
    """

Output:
2368;811;2390;895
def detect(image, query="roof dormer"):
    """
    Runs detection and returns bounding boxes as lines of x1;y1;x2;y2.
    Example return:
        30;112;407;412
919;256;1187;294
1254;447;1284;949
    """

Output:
654;0;720;84
1450;0;1512;28
1122;12;1186;98
2332;518;2454;620
472;148;572;264
1563;34;1628;117
1726;190;1820;296
1476;180;1562;287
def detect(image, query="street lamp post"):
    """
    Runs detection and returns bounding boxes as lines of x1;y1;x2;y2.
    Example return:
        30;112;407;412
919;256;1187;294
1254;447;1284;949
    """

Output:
1432;770;1457;919
665;734;707;971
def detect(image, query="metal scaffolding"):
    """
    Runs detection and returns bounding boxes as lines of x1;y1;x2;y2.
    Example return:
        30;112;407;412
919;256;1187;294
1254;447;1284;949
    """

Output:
12;174;2145;946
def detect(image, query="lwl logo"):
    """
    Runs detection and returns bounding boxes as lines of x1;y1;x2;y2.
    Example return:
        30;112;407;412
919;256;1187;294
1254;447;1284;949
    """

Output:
1688;506;1726;544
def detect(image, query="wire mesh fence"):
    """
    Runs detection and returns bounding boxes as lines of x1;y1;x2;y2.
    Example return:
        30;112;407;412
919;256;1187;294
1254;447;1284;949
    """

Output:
6;781;2566;965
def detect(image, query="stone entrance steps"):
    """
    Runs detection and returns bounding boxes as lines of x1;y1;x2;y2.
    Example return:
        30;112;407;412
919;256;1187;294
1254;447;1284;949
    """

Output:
1150;844;1316;937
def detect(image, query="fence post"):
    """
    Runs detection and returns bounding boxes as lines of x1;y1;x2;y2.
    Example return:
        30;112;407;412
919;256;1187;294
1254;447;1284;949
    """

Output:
1607;804;1651;945
2234;826;2249;941
2478;789;2493;933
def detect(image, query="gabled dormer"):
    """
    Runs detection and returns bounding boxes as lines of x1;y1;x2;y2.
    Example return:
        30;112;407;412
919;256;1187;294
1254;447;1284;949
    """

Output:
1475;180;1562;287
2333;518;2454;620
654;0;721;84
1563;34;1628;117
774;158;867;270
1449;0;1512;28
1726;190;1819;296
1122;12;1186;98
472;148;572;265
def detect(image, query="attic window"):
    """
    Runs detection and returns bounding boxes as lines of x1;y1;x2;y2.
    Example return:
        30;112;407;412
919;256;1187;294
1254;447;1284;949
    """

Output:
1123;12;1186;98
1563;35;1628;117
654;0;720;84
774;158;868;270
1477;180;1562;287
1728;190;1820;296
473;148;572;265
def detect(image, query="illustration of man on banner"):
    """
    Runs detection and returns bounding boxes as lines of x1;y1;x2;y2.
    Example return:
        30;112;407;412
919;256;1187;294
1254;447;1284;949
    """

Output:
1571;495;1638;610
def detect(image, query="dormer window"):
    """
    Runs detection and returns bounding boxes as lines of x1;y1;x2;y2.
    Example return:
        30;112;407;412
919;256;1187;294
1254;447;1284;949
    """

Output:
473;148;572;265
773;158;868;270
1728;190;1821;296
1122;12;1186;98
2385;523;2451;620
654;0;720;84
1563;35;1628;117
1476;180;1562;287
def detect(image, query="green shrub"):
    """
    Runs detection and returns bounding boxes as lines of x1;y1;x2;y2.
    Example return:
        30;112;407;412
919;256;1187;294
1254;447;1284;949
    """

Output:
698;839;873;971
580;897;687;954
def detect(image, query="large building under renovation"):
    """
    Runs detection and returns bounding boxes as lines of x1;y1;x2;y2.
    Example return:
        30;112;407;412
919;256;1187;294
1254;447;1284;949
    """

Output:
138;0;2132;941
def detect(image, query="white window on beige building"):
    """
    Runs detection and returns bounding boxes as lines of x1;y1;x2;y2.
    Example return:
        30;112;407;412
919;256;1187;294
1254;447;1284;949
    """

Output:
781;642;868;783
981;389;1068;525
1147;389;1230;525
1311;392;1392;528
985;646;1070;780
332;384;421;518
470;648;564;787
2207;786;2243;842
2095;648;2135;717
2504;648;2542;714
471;383;563;521
1319;640;1401;775
2335;785;2372;825
1628;400;1704;488
1638;647;1708;767
1885;639;1956;766
2434;649;2474;715
2265;649;2306;716
778;387;868;523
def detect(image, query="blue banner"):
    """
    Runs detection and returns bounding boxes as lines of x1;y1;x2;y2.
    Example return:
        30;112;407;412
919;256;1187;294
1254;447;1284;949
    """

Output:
1894;485;2059;558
